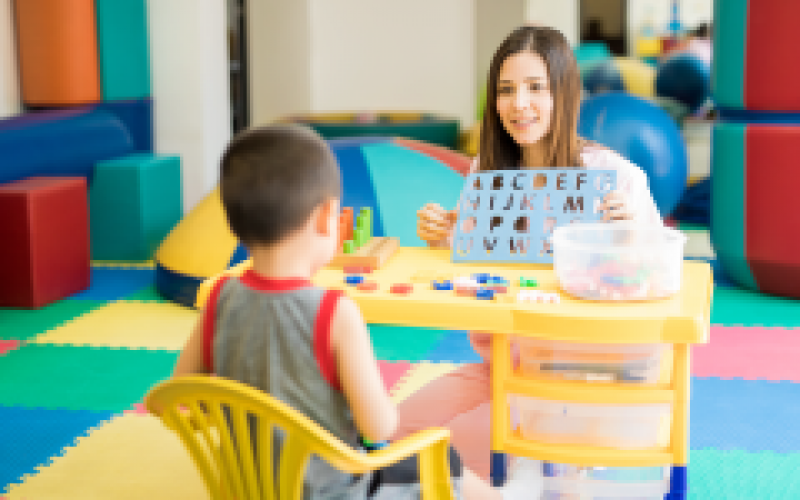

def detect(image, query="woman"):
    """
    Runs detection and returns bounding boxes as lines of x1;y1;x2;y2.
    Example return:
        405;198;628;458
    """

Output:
396;25;662;480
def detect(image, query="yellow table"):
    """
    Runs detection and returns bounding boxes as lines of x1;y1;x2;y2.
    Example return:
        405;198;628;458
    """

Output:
197;247;713;495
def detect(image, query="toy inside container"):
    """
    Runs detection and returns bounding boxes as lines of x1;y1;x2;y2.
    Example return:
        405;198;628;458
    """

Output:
540;462;670;500
551;222;687;301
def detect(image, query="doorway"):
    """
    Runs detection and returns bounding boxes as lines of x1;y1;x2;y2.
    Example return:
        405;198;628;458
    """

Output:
579;0;628;56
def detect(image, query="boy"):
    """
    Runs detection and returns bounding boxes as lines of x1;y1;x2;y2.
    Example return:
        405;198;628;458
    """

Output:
147;125;501;499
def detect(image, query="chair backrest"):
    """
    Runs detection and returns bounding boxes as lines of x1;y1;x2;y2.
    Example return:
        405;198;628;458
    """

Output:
146;375;455;500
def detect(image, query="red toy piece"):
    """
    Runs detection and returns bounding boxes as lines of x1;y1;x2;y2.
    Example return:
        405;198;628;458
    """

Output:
357;281;379;292
390;283;413;295
0;177;91;308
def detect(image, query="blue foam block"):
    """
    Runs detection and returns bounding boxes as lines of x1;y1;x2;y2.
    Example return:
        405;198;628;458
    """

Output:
93;98;153;152
424;330;483;364
69;267;155;301
330;140;386;238
691;377;800;453
0;405;115;492
0;109;134;185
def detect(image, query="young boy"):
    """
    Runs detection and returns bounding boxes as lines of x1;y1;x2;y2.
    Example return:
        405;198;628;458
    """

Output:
146;125;502;499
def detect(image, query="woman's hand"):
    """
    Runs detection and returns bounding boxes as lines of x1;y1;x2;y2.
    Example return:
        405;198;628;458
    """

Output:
416;203;458;248
600;190;635;222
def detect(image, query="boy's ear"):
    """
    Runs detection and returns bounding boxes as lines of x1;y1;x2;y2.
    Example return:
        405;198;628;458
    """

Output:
315;197;339;236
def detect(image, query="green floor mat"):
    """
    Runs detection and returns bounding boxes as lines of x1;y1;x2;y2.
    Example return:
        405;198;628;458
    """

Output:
0;344;178;412
712;286;800;328
124;286;170;303
0;300;105;341
368;324;449;362
689;449;800;499
361;143;466;247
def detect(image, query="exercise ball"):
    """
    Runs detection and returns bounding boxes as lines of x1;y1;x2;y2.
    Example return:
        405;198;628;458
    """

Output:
655;52;710;112
578;92;688;216
584;57;656;98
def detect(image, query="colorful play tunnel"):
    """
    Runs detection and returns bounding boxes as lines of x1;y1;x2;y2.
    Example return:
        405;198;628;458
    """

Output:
711;0;800;299
155;137;472;307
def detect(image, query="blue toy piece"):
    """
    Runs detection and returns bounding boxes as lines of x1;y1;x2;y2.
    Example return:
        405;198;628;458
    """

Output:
476;288;495;300
0;108;134;185
452;170;615;264
432;280;453;291
655;52;711;113
578;92;688;216
93;98;154;152
345;275;364;285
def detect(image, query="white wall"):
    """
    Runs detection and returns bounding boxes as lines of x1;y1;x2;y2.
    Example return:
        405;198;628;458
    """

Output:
309;0;475;127
247;0;312;126
476;0;526;95
628;0;713;54
148;0;231;214
0;0;20;119
526;0;578;46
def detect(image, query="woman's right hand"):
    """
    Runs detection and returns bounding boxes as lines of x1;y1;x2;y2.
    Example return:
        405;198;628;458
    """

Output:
416;203;458;248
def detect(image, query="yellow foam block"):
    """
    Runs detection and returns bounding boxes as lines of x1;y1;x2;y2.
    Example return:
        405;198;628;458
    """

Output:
5;413;208;500
390;362;460;403
32;301;198;350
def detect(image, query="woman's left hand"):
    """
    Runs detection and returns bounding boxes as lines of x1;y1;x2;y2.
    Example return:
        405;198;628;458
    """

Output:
600;190;634;222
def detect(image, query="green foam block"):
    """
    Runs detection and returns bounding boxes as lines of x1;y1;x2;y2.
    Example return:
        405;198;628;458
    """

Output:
712;286;800;328
0;344;178;412
95;0;151;100
90;154;183;261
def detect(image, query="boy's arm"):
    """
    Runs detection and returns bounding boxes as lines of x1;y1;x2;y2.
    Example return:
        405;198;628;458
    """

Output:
144;316;208;415
331;295;397;443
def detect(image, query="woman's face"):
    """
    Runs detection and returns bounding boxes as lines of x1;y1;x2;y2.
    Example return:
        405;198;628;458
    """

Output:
495;51;554;146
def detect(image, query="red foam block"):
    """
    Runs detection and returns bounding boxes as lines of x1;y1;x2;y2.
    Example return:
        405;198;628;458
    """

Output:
692;325;800;382
0;177;91;308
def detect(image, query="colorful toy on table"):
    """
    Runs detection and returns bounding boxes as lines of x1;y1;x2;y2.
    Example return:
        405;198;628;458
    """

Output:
452;169;616;265
328;206;400;270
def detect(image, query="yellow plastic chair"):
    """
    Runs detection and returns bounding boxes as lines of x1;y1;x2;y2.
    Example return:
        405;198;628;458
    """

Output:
146;375;456;500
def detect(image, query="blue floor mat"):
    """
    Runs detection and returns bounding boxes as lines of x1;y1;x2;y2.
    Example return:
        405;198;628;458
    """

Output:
69;267;155;301
0;405;115;493
691;377;800;453
424;330;484;364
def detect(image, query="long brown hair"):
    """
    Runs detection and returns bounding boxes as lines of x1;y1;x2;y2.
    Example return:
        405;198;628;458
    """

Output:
479;26;585;172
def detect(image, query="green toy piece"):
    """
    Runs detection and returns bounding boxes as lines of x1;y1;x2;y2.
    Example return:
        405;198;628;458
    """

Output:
343;240;355;254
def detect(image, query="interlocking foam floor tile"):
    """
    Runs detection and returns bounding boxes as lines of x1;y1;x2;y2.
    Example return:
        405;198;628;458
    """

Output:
68;267;155;301
423;330;483;363
368;324;449;362
0;406;115;494
3;413;208;500
689;449;800;499
0;344;177;412
0;300;104;341
376;360;412;392
711;287;800;327
682;229;716;260
91;260;154;268
31;301;197;350
0;340;20;356
125;285;170;303
691;377;800;453
389;362;460;403
693;326;800;382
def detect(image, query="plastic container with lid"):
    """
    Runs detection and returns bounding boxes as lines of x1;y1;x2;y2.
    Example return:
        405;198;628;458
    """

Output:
512;395;671;449
518;338;669;384
551;222;687;301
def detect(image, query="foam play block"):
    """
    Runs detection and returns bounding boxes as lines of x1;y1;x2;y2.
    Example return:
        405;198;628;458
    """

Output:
0;177;91;308
95;0;151;101
93;98;154;152
0;108;134;185
90;154;182;261
14;0;101;106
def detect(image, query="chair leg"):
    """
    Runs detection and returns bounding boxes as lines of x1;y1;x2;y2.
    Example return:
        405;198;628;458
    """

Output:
665;465;687;500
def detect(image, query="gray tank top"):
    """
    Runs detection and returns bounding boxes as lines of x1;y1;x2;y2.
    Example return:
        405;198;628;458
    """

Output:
204;270;371;498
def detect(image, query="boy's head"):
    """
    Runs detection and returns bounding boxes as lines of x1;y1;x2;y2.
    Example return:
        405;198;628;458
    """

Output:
220;125;341;252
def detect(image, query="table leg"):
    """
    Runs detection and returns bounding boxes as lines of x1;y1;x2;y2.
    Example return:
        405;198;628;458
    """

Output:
490;452;507;486
666;465;687;499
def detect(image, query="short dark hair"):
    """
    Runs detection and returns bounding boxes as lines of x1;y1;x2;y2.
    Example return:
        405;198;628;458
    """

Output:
220;125;341;246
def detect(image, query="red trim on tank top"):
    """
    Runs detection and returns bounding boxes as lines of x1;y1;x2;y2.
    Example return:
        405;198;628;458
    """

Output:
314;289;344;392
203;276;231;373
239;269;313;292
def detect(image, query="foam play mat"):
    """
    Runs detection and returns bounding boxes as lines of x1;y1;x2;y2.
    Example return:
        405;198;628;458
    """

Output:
3;227;800;499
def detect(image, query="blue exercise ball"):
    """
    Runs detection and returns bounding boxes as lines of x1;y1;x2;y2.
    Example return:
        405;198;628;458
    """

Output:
578;92;688;216
655;52;710;113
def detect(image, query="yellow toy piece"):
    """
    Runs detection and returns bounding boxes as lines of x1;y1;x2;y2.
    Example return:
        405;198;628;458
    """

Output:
146;375;456;500
196;247;712;473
